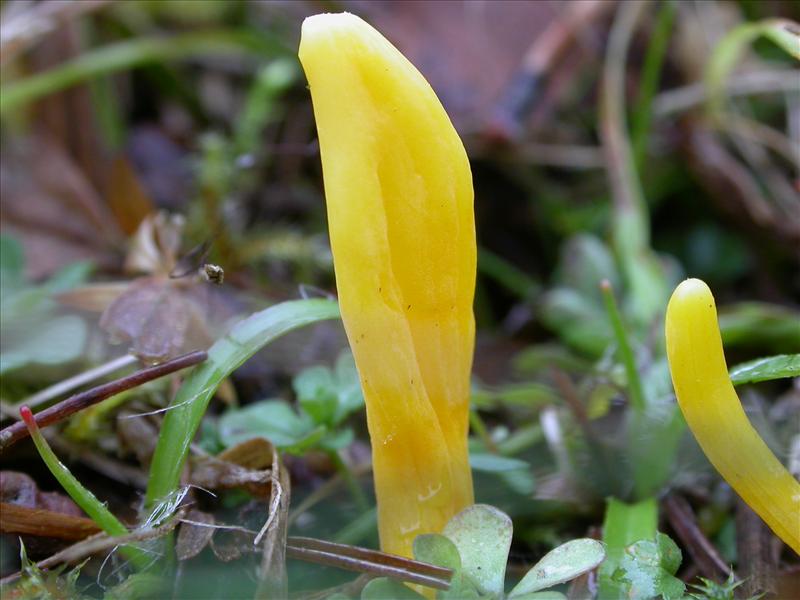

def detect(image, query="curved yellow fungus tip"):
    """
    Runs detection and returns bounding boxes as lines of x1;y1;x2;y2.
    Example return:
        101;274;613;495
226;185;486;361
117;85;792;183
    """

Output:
666;278;800;554
299;13;475;557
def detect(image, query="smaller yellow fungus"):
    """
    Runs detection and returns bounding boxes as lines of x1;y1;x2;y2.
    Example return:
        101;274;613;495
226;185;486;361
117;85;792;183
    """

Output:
666;278;800;554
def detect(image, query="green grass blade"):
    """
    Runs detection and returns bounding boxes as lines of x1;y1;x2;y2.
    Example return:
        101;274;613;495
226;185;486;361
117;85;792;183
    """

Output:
705;19;800;117
1;30;288;115
19;406;149;569
600;280;646;412
145;299;340;507
631;1;676;170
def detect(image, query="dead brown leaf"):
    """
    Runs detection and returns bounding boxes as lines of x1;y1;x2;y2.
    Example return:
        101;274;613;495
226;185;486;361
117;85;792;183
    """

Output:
176;508;216;561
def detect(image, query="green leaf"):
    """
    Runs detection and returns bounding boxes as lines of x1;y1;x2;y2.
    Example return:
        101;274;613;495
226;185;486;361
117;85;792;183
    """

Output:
508;539;605;597
729;354;800;386
598;497;657;599
145;299;340;507
553;234;620;300
294;366;338;424
719;302;800;353
318;427;355;452
611;534;685;600
469;453;535;496
43;261;94;293
414;534;461;571
360;578;426;600
218;400;317;449
0;235;24;294
508;593;566;600
655;533;681;576
687;572;742;600
293;350;364;427
0;315;87;375
333;351;364;421
443;504;512;597
412;534;480;599
540;288;613;357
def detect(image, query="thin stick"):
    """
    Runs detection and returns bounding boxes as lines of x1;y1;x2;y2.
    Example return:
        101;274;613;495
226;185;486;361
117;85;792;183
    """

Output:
286;537;453;590
662;494;732;581
0;351;207;450
600;280;646;412
11;353;138;413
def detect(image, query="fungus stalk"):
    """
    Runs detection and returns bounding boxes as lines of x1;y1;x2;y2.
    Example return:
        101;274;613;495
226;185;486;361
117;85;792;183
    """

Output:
665;278;800;554
298;12;476;558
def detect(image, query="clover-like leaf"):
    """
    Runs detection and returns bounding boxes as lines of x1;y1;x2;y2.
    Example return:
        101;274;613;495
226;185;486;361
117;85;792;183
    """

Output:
611;534;685;600
293;350;364;427
442;504;512;597
508;538;605;597
507;593;566;600
217;399;323;452
413;534;480;599
360;578;426;599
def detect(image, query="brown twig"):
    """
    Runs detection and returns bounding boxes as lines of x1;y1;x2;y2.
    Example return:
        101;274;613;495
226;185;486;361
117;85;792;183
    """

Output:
286;537;453;591
0;350;207;450
736;497;777;599
10;354;138;415
662;494;733;581
652;69;798;117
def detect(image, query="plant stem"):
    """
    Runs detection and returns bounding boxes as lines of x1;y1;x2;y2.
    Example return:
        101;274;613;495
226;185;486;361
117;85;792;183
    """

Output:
330;450;369;514
631;0;676;170
19;406;149;569
600;280;646;412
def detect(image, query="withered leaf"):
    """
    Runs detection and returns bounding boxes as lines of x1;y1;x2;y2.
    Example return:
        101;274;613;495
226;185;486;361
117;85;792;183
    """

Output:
176;508;215;561
99;276;211;363
191;438;274;499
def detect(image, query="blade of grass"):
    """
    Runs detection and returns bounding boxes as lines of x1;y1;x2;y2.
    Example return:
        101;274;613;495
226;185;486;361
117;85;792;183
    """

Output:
631;0;676;170
705;18;800;118
477;247;541;301
598;497;658;599
1;29;289;114
600;280;645;412
145;299;339;508
601;2;669;326
18;406;149;569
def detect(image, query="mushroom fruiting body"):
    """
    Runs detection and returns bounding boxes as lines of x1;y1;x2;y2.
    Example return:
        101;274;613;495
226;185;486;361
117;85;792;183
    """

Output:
665;278;800;554
299;13;476;557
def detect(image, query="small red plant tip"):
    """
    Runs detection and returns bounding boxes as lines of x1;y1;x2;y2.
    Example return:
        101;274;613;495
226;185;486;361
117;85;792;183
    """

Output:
600;279;612;292
19;405;36;428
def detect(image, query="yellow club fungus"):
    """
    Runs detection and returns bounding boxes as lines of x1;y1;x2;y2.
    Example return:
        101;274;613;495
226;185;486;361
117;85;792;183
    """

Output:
666;278;800;554
298;13;476;557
